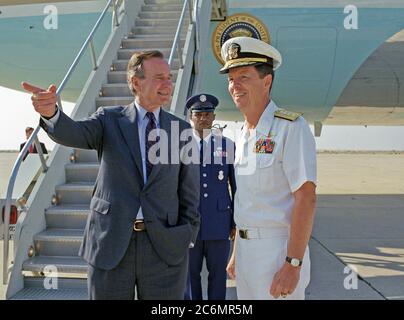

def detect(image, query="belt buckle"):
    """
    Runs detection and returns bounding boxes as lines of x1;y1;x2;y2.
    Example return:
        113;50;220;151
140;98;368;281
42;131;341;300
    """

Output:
134;219;144;232
239;229;249;240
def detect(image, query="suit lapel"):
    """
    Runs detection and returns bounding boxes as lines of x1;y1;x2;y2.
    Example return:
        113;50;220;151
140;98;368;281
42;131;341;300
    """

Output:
118;102;144;182
145;108;171;185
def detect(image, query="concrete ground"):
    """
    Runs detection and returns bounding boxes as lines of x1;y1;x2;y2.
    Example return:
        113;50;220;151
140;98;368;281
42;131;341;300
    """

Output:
307;152;404;300
1;152;404;299
0;242;13;300
0;152;18;196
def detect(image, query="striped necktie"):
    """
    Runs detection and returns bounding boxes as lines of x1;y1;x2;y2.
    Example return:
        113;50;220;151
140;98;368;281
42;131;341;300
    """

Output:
145;112;157;179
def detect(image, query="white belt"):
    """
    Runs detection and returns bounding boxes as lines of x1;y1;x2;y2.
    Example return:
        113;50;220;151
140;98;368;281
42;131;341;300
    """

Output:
238;227;289;240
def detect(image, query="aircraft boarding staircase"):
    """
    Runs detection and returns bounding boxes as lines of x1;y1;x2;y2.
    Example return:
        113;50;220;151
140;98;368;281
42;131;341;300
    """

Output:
3;0;212;299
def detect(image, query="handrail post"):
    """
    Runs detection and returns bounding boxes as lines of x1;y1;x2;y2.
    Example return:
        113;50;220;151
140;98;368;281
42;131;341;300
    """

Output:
168;0;190;68
89;40;98;70
188;0;193;21
34;137;48;173
112;0;119;28
195;0;200;52
177;43;184;68
57;95;63;112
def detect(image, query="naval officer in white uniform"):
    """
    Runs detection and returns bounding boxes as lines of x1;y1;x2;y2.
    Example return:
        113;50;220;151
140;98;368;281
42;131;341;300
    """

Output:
221;37;317;300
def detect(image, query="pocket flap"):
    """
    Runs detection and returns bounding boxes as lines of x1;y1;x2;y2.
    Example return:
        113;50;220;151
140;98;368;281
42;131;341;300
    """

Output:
257;154;275;168
167;211;178;226
90;196;110;215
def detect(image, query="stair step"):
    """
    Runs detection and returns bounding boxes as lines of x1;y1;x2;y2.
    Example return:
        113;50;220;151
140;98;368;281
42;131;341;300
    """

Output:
55;182;94;204
95;96;135;108
107;71;177;84
129;33;186;39
135;18;189;27
100;83;132;97
34;229;83;256
141;4;183;11
144;0;183;4
118;47;171;60
107;69;128;82
132;26;187;35
11;287;87;300
24;276;87;289
22;256;87;277
65;162;99;183
110;59;180;74
96;97;177;109
45;204;90;229
101;72;178;98
121;38;184;49
139;11;184;19
72;148;98;163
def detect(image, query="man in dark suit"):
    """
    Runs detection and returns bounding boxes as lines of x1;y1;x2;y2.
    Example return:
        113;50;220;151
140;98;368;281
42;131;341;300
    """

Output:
185;93;236;300
20;126;48;160
22;50;200;300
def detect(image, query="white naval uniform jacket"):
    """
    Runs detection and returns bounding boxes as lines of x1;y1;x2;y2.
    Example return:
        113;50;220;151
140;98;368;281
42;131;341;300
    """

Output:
234;100;317;229
233;100;317;299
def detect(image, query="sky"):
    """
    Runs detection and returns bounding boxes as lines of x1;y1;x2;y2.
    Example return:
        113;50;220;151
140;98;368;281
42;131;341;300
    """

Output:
0;86;75;151
1;85;404;152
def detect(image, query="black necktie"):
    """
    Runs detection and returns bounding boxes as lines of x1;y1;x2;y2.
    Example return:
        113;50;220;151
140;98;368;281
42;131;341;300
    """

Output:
200;139;205;165
145;112;157;179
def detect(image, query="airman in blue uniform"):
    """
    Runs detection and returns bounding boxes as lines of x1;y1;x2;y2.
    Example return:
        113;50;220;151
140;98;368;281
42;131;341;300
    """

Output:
184;93;237;300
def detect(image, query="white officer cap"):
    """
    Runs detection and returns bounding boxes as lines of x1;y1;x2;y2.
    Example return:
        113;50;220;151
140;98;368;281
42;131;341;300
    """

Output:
219;36;282;74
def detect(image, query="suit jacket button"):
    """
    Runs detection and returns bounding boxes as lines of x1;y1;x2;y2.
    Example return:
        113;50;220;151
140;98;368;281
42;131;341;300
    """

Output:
203;193;208;198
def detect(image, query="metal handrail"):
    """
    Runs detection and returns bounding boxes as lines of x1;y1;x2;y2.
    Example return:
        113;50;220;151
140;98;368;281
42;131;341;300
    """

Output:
194;0;200;53
2;0;124;285
2;127;46;285
168;0;193;69
56;0;120;107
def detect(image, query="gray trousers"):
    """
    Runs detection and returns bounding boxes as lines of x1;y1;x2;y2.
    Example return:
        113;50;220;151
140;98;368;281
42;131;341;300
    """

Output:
87;230;188;300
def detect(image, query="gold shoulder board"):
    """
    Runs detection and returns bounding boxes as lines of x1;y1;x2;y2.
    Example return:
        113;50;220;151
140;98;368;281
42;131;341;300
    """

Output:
274;108;302;121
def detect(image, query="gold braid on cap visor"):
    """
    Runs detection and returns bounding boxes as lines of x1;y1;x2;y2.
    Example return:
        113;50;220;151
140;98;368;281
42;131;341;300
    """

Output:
222;57;269;69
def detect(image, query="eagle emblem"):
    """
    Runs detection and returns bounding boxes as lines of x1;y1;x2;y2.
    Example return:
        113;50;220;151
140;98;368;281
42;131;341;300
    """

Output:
226;43;241;60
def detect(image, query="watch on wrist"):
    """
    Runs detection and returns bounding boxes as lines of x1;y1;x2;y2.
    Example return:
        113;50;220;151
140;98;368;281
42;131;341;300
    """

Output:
285;256;303;267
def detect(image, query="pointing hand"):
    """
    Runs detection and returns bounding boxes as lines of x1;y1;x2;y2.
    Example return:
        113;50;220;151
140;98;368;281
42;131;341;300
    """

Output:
22;82;58;118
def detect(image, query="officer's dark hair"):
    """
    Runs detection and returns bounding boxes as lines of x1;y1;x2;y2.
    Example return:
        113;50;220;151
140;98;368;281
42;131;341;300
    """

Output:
127;50;164;95
254;63;275;93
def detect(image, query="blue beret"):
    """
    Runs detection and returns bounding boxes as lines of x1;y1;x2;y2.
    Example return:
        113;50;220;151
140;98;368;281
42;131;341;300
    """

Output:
186;94;219;113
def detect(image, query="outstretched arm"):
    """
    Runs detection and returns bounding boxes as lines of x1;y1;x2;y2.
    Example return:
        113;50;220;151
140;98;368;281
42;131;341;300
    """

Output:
22;82;104;150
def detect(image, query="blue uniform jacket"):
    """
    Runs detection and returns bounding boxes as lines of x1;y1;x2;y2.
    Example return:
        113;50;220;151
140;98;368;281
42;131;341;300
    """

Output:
198;133;236;240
